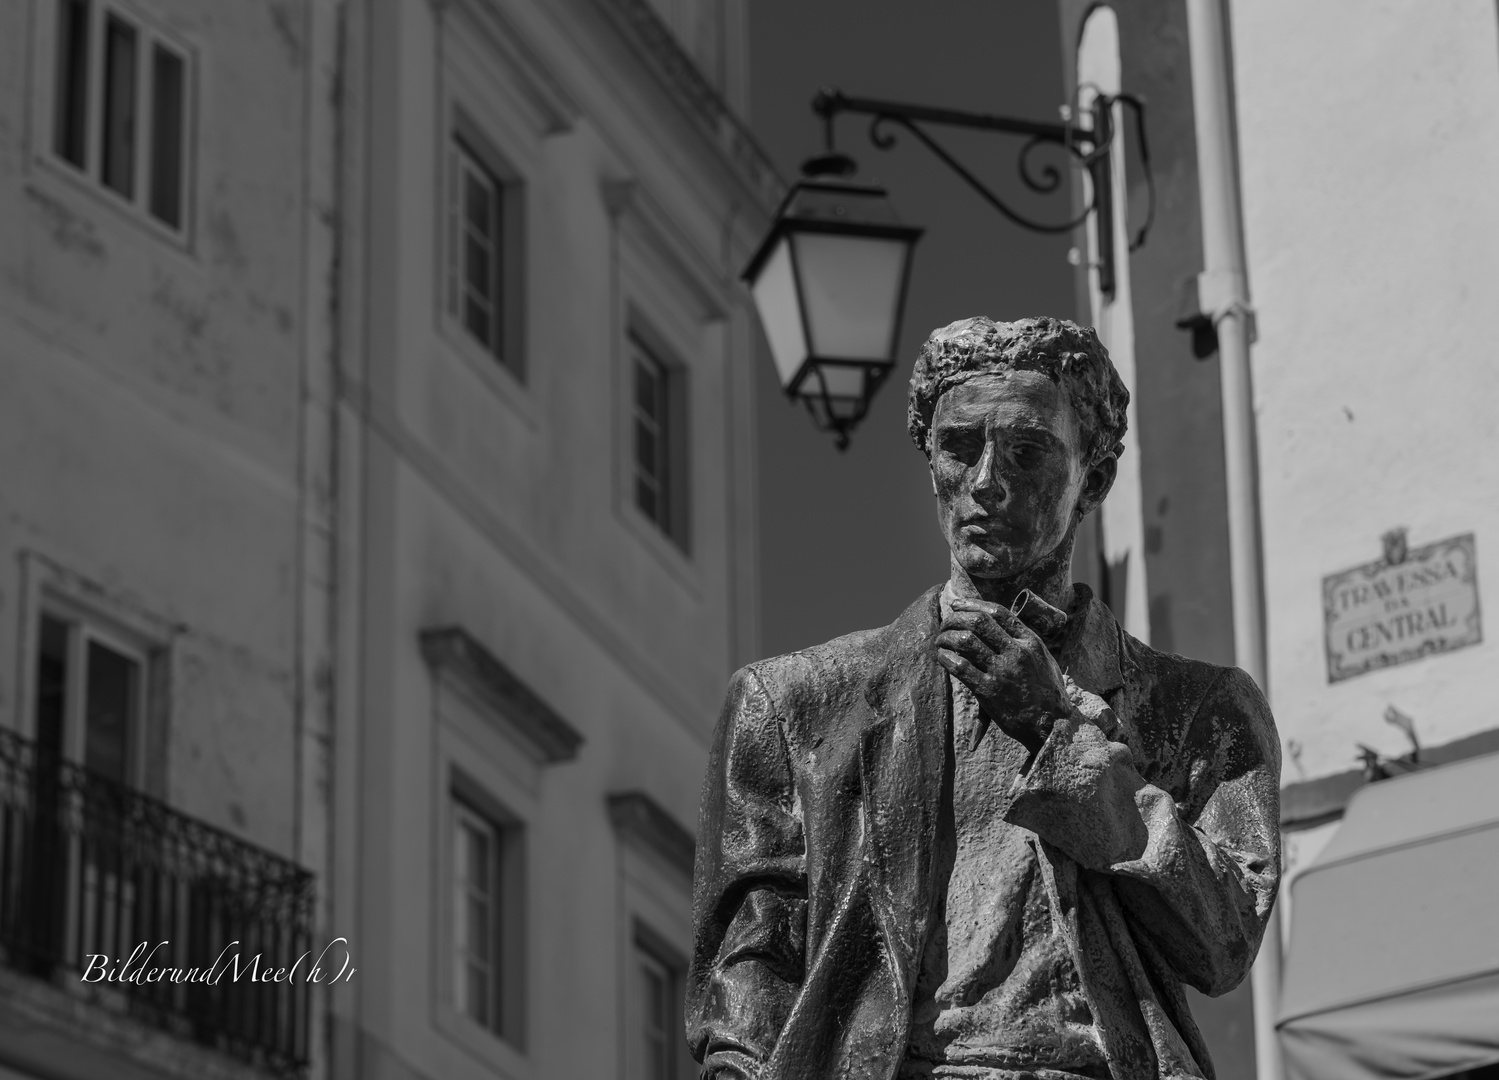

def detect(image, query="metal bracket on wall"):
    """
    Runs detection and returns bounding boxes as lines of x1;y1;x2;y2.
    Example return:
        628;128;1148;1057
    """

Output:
810;86;1155;297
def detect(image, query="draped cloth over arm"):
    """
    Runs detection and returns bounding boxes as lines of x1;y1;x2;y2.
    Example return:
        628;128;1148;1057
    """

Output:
1007;663;1282;1077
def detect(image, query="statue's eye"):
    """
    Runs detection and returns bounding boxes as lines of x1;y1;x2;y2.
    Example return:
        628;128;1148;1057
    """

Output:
940;431;983;466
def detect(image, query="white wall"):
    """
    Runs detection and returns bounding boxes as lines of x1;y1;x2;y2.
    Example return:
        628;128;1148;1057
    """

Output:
1230;0;1499;780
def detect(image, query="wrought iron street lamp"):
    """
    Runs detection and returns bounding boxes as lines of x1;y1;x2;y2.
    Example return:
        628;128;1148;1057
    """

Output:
743;86;1150;449
741;155;923;451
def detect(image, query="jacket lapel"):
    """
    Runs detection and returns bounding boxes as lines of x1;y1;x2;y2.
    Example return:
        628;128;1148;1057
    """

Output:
857;587;948;989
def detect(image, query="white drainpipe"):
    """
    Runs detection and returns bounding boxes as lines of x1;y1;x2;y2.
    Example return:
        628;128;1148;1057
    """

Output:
1183;3;1283;1080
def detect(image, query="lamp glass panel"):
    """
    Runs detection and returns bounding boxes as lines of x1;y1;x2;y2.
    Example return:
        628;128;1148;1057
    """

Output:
749;236;809;389
797;364;864;400
792;232;909;362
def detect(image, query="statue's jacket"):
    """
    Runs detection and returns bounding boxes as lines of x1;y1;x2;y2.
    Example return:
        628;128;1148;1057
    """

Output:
687;586;1281;1080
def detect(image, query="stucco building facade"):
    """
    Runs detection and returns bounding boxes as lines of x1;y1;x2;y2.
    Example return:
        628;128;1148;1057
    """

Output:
0;1;775;1079
329;1;774;1079
1059;2;1499;1078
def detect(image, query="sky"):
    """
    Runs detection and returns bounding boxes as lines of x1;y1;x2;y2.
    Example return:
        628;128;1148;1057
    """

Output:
747;1;1078;658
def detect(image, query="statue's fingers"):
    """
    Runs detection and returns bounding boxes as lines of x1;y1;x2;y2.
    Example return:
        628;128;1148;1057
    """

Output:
936;648;987;689
942;607;1010;652
986;603;1041;646
935;629;994;668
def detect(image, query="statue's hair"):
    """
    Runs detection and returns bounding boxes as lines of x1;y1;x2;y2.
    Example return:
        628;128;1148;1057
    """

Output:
906;315;1129;464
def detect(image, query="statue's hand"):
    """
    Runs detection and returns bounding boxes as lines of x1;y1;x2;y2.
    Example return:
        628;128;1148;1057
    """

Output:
936;598;1070;745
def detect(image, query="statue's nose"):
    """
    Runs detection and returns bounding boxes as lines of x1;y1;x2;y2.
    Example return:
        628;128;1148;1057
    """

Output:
970;442;1006;502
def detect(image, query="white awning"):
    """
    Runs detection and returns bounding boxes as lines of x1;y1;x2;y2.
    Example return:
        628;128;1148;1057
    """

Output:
1277;752;1499;1079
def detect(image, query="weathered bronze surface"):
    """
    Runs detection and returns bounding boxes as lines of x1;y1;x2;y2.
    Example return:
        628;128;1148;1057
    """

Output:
689;317;1281;1080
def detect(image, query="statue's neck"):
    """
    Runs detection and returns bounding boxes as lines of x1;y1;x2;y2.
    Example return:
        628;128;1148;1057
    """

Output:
947;537;1077;613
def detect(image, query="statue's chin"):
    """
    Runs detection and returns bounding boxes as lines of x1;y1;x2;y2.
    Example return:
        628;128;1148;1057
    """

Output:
954;535;1068;584
954;542;1030;582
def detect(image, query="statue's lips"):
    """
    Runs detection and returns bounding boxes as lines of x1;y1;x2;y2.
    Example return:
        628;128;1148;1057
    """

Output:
958;520;1015;538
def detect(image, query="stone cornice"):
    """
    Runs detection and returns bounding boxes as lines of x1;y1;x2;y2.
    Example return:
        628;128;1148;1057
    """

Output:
587;0;784;213
607;791;696;876
420;627;584;764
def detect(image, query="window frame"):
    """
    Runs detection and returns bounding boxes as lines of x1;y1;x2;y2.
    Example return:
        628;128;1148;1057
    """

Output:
446;772;527;1052
443;108;527;383
17;552;175;800
35;607;150;788
629;921;696;1080
37;0;197;242
625;320;690;554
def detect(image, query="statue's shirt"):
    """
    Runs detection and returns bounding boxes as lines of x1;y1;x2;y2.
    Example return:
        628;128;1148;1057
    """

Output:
901;586;1110;1079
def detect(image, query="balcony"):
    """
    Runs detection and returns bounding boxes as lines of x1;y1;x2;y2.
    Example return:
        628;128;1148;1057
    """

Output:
0;728;314;1075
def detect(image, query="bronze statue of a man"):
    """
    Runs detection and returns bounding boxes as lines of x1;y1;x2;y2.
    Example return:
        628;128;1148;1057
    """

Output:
688;317;1280;1080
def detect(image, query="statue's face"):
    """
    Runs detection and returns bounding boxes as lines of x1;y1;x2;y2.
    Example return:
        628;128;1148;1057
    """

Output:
929;370;1114;582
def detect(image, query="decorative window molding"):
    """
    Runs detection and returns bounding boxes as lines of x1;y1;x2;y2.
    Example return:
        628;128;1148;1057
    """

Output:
607;791;695;879
602;177;728;323
441;0;580;138
419;627;582;765
587;0;781;212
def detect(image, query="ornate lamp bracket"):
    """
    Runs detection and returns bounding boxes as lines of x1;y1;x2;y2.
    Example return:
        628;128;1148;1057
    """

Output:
810;86;1153;296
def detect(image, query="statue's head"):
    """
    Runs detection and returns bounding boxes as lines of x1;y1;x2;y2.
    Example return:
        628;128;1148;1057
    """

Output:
907;316;1128;585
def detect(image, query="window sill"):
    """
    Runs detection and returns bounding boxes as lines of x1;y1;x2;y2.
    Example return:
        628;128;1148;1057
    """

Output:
27;153;195;261
616;499;701;600
438;319;537;432
433;1000;529;1080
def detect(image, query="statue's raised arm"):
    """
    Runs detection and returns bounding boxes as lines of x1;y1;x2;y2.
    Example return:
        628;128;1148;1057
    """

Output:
688;317;1280;1080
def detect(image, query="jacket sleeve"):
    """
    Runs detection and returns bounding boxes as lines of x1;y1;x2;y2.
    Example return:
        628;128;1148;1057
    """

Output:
687;665;808;1079
1005;666;1281;996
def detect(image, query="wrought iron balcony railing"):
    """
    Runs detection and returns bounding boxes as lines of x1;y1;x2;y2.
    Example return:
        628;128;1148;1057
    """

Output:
0;727;315;1075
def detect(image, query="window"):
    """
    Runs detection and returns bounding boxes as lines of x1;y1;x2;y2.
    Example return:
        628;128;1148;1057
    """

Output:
35;610;147;785
637;949;676;1080
629;331;689;551
48;0;192;232
451;792;524;1047
26;608;154;978
446;130;523;377
631;929;695;1080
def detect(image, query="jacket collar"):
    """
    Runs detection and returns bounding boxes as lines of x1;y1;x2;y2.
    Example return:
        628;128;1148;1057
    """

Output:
1057;584;1126;698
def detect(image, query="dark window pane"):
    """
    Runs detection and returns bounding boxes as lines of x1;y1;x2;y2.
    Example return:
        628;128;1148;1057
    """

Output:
101;15;138;198
53;0;90;167
635;359;659;419
466;962;489;1025
464;170;491;234
464;295;490;348
36;616;71;759
149;45;184;227
644;965;665;1028
635;421;658;479
465;232;491;301
84;640;137;785
635;478;657;523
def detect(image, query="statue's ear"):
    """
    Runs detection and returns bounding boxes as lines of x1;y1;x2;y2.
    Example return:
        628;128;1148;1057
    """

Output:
1079;453;1117;516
